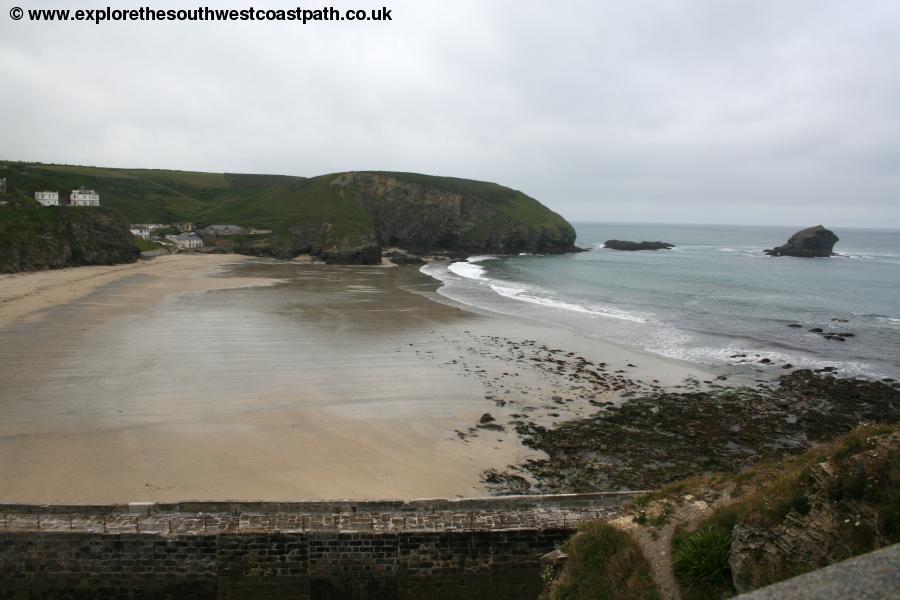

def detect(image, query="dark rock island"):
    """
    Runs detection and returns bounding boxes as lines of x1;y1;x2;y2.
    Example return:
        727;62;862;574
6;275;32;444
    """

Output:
764;225;839;257
604;240;674;251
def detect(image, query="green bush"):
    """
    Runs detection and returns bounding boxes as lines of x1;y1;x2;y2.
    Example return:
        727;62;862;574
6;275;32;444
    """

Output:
551;522;660;600
672;525;733;599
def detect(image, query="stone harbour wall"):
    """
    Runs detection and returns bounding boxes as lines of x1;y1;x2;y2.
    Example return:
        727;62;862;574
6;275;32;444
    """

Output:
0;493;639;600
1;529;572;599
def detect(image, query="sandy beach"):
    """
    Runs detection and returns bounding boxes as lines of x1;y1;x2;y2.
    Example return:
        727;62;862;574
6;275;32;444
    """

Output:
0;255;714;504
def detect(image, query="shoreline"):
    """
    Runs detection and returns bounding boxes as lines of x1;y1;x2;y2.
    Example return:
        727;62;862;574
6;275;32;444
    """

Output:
415;258;778;390
0;255;718;504
4;256;894;504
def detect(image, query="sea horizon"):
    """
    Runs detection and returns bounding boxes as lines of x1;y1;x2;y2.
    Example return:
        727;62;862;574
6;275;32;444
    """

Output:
568;219;900;232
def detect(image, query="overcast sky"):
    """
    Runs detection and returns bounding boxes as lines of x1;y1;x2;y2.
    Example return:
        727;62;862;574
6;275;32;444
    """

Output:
1;0;898;227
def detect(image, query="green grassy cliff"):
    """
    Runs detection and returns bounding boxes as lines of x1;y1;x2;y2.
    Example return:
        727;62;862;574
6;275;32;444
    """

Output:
0;204;139;273
0;162;577;264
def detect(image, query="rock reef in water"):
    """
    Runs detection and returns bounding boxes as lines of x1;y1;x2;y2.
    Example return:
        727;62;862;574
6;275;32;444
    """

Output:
604;240;674;251
764;225;839;257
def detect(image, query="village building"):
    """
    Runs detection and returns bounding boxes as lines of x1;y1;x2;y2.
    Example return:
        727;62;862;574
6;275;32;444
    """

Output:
204;224;245;236
169;233;204;249
34;191;60;206
0;177;6;193
174;222;194;232
130;225;151;240
69;188;100;206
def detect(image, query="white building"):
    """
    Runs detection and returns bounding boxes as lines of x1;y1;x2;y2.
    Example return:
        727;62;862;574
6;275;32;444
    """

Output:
69;188;100;206
34;191;60;206
130;226;150;240
0;177;6;193
169;233;203;249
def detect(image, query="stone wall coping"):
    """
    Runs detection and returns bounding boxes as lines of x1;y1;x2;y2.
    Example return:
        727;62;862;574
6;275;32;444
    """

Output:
0;491;651;515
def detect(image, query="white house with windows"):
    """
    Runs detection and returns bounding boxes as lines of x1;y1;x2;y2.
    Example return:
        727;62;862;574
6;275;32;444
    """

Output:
169;233;203;249
130;225;151;240
69;188;100;206
34;191;60;206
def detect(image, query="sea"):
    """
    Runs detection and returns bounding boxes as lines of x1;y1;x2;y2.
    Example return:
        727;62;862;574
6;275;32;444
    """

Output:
421;223;900;380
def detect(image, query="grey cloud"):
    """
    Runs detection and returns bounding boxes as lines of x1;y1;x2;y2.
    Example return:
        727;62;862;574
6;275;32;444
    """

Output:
1;0;898;227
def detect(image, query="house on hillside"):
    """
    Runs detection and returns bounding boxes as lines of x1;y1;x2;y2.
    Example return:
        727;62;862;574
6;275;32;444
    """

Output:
174;222;194;232
34;191;60;206
169;233;203;249
203;224;245;236
69;188;100;206
130;225;150;240
0;177;6;193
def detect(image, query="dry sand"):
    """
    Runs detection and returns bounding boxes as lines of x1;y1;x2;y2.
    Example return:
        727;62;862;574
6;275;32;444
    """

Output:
0;255;714;504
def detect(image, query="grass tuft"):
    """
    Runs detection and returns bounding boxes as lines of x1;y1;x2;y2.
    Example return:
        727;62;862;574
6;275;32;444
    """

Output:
549;522;661;600
672;525;733;599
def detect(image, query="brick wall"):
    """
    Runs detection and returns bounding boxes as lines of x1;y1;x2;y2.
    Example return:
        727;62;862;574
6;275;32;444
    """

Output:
0;528;573;600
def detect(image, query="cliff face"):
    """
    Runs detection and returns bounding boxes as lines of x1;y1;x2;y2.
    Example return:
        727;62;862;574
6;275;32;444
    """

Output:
729;430;900;593
0;207;139;273
2;162;580;265
339;172;577;256
201;172;578;264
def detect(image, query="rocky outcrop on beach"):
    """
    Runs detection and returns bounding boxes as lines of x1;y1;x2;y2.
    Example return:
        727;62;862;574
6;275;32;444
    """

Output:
764;225;839;257
0;207;139;273
484;370;900;494
604;240;674;251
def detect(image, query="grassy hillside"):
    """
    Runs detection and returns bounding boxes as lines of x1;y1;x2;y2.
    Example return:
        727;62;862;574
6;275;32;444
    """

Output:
0;161;578;263
0;162;302;224
0;204;139;272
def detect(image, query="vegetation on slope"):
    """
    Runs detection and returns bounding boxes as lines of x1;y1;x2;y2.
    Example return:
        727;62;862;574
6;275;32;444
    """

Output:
682;423;899;596
546;522;661;600
1;162;577;263
0;205;139;272
134;237;165;253
544;423;900;600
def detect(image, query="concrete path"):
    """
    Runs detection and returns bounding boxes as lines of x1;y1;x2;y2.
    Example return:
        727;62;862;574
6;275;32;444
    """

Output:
735;543;900;600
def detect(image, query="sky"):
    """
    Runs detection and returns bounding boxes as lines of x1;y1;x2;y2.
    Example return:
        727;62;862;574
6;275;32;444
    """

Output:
1;0;898;227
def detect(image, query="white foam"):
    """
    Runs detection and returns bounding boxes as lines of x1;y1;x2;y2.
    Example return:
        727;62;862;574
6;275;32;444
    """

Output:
490;285;648;323
466;255;497;263
651;343;882;379
447;261;487;281
876;316;900;325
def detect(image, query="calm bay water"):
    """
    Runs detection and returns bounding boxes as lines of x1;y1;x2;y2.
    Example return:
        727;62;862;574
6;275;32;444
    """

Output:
422;223;900;379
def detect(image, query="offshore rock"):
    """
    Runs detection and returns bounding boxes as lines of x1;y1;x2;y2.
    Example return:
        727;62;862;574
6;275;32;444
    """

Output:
604;240;674;251
764;225;839;257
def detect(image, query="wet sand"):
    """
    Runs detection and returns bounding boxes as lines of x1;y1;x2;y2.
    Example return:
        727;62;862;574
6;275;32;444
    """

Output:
0;255;714;503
